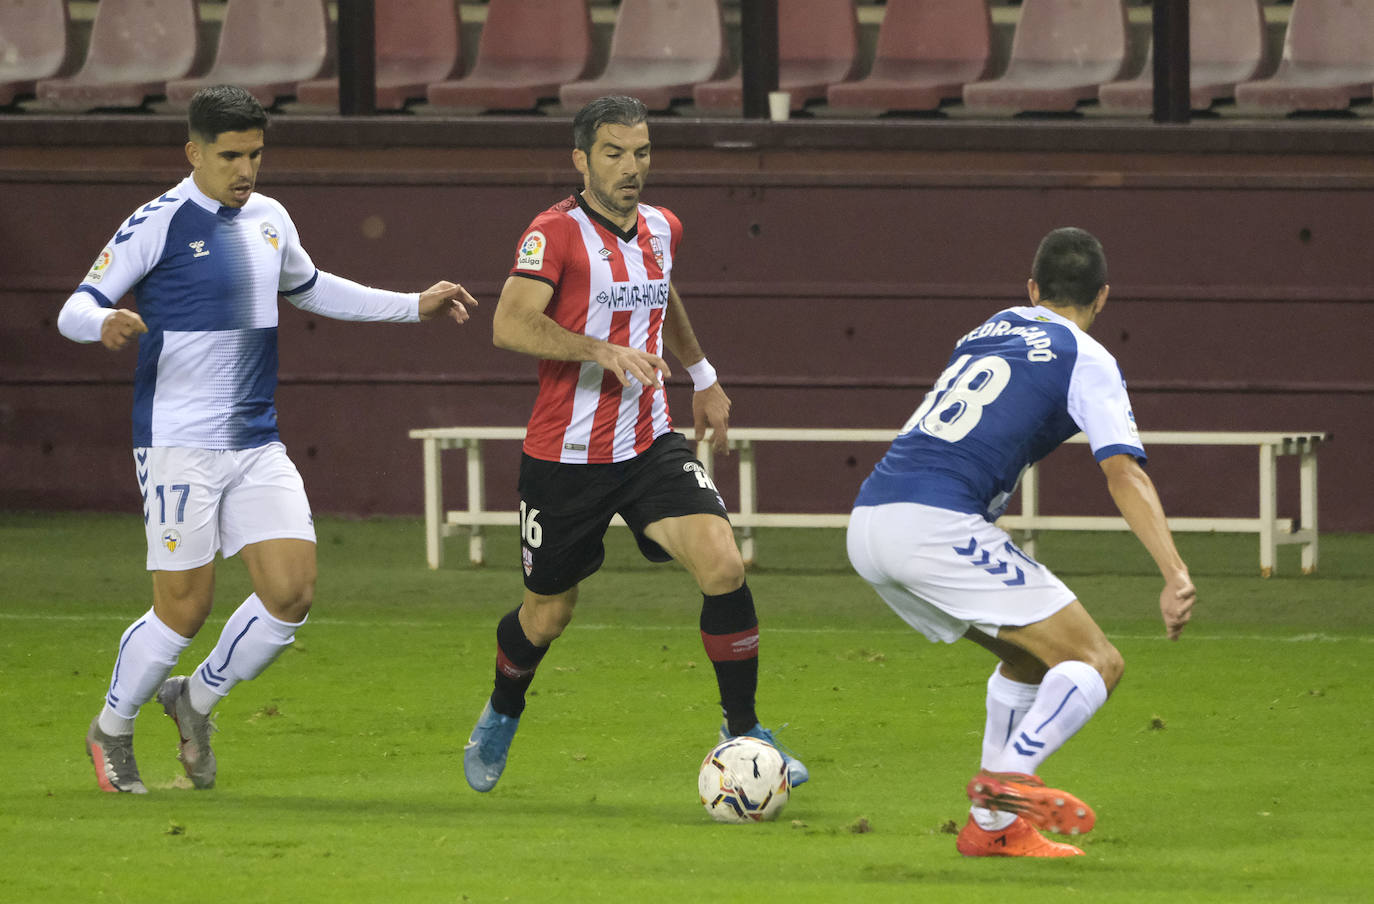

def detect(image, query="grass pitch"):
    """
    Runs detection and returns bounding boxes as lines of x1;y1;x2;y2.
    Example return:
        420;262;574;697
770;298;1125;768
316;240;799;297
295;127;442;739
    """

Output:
1;513;1370;903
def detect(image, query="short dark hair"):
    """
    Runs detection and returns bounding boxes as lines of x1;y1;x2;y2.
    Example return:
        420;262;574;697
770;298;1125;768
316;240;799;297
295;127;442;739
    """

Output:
188;85;268;143
1031;227;1108;307
573;95;648;153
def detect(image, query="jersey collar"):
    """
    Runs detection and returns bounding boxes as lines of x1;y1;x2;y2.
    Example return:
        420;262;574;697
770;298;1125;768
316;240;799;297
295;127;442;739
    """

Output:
577;193;638;242
180;173;247;218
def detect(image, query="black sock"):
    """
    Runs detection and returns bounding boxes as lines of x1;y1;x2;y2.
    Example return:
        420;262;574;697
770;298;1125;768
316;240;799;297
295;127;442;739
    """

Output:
490;607;548;718
699;582;759;736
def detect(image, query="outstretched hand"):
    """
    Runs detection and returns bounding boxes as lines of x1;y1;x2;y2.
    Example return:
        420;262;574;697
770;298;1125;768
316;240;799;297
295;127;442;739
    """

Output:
418;281;479;324
693;381;731;455
1160;570;1196;640
101;309;147;351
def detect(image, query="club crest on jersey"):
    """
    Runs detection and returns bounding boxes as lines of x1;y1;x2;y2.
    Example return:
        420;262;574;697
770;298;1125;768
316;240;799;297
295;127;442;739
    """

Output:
260;222;280;250
162;529;182;553
649;235;665;270
86;248;114;283
517;230;546;270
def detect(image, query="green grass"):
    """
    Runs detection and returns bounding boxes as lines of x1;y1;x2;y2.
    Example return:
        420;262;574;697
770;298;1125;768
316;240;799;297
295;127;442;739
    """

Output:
1;513;1371;902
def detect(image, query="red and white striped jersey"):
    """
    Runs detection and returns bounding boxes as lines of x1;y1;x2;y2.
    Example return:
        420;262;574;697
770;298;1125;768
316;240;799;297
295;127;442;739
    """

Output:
509;194;682;463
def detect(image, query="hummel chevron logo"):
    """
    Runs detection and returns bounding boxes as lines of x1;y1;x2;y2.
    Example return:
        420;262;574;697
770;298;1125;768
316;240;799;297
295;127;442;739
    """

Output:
1003;567;1026;587
985;561;1010;576
1013;731;1046;757
953;538;978;556
971;550;991;566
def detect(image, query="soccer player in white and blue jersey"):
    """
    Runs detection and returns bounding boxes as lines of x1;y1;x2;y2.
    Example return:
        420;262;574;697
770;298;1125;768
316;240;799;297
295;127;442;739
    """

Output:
847;228;1196;857
59;85;478;794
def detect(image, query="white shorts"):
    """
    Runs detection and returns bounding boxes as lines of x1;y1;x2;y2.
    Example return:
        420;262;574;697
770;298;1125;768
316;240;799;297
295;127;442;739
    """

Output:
135;443;316;572
847;502;1076;643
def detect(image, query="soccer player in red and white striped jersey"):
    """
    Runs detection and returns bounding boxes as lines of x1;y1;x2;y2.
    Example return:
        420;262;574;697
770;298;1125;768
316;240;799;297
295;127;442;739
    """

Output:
461;96;808;794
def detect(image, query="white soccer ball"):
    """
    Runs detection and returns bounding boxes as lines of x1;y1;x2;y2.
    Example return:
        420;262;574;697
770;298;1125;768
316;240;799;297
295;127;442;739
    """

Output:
697;735;790;823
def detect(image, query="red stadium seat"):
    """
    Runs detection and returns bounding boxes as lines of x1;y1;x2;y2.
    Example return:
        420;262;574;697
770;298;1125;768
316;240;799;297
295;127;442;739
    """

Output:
426;0;592;112
1233;0;1374;114
693;0;860;114
164;0;329;110
559;0;728;112
34;0;198;111
0;0;69;106
1098;0;1267;114
826;0;991;114
295;0;460;110
962;0;1128;114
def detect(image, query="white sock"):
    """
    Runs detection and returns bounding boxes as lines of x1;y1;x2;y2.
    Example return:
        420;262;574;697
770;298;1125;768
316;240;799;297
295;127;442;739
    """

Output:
98;608;192;734
188;593;304;713
972;667;1041;830
985;659;1108;777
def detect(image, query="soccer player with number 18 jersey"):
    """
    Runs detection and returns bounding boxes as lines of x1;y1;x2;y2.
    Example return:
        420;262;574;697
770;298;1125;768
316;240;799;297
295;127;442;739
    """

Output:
848;228;1196;857
460;96;808;793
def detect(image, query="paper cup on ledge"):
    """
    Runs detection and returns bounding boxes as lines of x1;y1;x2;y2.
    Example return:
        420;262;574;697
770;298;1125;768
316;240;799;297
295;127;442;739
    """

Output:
768;91;791;121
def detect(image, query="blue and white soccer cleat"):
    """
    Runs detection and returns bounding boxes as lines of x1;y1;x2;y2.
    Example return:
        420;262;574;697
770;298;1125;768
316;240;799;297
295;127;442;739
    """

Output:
720;722;810;787
463;700;520;792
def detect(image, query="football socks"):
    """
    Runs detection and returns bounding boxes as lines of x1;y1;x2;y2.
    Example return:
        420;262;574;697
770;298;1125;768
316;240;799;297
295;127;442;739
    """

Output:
490;607;549;718
974;667;1042;830
986;659;1108;776
99;608;192;733
699;582;760;737
188;593;304;711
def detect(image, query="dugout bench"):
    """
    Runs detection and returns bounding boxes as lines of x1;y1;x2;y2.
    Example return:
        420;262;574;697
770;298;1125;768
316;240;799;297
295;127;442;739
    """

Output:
408;427;1326;577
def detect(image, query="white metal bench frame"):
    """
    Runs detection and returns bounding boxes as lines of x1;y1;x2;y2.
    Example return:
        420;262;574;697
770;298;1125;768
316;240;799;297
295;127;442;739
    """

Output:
408;427;1325;577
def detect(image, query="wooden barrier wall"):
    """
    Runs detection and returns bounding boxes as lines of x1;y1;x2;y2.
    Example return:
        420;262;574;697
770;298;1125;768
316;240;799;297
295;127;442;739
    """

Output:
3;118;1371;533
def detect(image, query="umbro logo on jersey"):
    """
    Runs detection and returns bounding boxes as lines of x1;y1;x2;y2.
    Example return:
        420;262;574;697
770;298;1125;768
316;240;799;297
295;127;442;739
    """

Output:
188;240;210;258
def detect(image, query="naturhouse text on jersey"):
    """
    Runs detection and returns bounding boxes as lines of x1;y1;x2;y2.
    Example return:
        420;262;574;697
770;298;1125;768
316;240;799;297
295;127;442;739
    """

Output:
595;281;670;311
957;318;1057;362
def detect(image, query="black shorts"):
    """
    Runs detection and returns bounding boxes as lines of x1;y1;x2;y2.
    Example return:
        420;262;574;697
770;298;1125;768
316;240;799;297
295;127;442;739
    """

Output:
517;432;729;595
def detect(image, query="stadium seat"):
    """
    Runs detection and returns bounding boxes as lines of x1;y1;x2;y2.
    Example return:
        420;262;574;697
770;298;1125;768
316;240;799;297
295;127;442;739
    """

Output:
294;0;459;111
426;0;592;112
826;0;991;114
1233;0;1374;114
559;0;728;112
0;0;69;106
34;0;198;110
1098;0;1267;114
962;0;1128;114
693;0;860;114
163;0;330;110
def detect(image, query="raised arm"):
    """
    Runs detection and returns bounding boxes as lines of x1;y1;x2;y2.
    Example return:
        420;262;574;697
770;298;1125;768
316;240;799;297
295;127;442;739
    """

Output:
1100;453;1196;640
491;275;667;388
661;284;730;454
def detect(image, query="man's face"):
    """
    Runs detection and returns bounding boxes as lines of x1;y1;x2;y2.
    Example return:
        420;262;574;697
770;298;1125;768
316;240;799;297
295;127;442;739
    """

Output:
186;128;264;208
575;121;651;222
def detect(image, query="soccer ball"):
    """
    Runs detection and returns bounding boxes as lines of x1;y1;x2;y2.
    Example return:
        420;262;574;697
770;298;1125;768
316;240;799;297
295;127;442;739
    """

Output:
697;736;790;823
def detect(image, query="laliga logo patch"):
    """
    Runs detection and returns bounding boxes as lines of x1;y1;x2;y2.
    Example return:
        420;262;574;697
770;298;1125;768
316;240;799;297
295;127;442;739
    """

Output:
86;248;114;284
162;529;182;553
649;235;664;270
260;222;280;250
1127;409;1140;440
522;546;534;576
517;230;546;270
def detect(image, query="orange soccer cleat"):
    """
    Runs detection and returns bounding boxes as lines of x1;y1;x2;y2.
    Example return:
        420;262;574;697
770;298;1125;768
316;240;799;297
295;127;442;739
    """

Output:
956;815;1085;858
966;770;1096;836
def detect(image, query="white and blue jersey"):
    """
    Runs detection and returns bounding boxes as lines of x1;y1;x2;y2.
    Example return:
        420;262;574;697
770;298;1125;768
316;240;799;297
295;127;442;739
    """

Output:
854;305;1145;521
59;174;419;450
